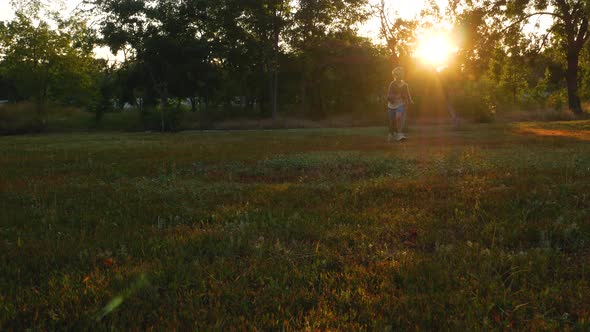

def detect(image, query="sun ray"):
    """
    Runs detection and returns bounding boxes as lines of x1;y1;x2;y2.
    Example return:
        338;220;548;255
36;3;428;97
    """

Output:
414;30;457;68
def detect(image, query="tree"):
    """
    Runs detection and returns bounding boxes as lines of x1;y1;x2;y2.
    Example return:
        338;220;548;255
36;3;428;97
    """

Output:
289;0;370;116
507;0;590;114
0;14;61;109
222;0;291;119
373;0;419;66
90;0;218;130
0;6;101;114
450;0;590;115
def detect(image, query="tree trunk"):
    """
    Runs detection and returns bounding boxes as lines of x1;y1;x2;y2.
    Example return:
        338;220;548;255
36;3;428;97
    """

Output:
269;68;279;121
268;70;274;118
260;70;269;117
246;97;254;111
272;62;279;122
137;96;144;115
202;93;209;130
160;85;168;132
38;84;49;130
190;96;197;112
315;79;325;119
271;9;280;122
566;50;583;115
300;75;307;115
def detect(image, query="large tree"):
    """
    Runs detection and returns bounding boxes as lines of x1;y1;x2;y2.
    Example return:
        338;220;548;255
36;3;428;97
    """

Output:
0;7;101;111
290;0;370;116
221;0;291;119
89;0;217;129
450;0;590;115
505;0;590;114
373;0;419;66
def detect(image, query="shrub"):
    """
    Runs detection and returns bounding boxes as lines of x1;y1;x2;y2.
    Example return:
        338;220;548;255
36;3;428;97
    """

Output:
545;90;567;111
45;107;94;132
453;80;497;124
0;102;45;135
141;107;184;132
93;110;142;131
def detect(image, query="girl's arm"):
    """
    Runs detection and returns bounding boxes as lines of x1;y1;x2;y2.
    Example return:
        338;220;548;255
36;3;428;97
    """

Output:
406;84;414;104
387;81;395;103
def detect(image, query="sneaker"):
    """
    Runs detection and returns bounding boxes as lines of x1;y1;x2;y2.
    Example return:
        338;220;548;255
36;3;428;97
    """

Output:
387;133;394;142
395;133;405;141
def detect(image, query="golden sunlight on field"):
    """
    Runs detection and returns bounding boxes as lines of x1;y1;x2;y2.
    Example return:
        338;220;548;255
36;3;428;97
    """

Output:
515;121;590;141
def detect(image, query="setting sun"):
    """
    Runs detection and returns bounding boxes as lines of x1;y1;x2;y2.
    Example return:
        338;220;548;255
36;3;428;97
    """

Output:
415;31;457;67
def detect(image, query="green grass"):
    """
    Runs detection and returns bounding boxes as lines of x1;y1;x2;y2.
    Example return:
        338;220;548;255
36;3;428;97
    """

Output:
1;122;590;330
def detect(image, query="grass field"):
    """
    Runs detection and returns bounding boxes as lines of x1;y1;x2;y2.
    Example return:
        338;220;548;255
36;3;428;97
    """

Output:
1;121;590;330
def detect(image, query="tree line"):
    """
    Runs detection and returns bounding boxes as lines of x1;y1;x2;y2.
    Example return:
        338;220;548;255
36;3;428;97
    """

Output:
1;0;589;133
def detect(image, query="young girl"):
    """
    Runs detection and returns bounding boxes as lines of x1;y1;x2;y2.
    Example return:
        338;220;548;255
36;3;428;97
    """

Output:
387;66;414;142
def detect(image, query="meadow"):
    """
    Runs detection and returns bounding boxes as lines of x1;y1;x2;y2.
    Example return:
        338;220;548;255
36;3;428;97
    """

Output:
1;121;590;330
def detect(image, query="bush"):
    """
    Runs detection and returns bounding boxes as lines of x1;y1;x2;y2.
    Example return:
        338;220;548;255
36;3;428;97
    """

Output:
45;107;94;132
540;109;578;122
179;111;206;130
454;82;497;124
90;110;141;131
0;103;45;135
89;108;187;132
140;107;184;132
0;100;195;135
545;90;567;111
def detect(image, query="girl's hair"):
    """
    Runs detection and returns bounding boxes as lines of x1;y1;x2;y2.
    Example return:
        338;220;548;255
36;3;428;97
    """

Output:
392;66;404;80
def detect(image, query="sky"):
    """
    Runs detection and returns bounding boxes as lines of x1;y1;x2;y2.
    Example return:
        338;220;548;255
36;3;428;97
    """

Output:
0;0;436;33
0;0;435;22
361;0;449;39
0;0;81;21
0;0;118;60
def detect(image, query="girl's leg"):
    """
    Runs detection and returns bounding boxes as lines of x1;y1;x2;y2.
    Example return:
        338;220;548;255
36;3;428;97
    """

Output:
402;108;407;130
396;111;404;134
389;118;396;135
448;104;458;128
387;108;396;141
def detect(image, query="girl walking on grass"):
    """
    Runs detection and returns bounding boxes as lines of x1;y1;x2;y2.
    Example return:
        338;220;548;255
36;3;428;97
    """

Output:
387;66;414;142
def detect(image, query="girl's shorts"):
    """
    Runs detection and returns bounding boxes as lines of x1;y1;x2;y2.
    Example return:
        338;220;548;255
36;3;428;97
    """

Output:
387;105;405;120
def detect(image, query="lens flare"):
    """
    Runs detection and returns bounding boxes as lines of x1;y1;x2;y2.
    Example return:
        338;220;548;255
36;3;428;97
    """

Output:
415;31;456;67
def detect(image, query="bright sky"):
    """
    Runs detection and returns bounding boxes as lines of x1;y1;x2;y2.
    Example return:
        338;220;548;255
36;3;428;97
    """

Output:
0;0;120;60
0;0;80;21
360;0;455;67
360;0;449;39
0;0;435;21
